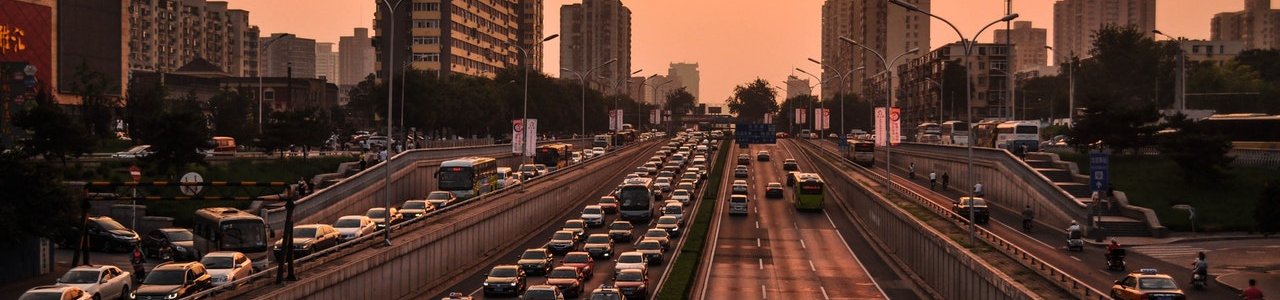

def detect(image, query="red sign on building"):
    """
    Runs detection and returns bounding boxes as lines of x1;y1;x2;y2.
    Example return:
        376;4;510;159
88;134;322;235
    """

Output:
0;0;53;89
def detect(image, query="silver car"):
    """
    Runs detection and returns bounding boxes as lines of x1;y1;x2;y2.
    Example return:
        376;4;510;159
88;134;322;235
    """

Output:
201;251;253;287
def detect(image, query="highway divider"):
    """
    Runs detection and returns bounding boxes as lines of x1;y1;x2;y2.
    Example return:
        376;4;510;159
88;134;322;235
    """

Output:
656;139;730;299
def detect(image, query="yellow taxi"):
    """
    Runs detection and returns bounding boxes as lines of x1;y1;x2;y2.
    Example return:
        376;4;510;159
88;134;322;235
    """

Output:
1110;269;1186;300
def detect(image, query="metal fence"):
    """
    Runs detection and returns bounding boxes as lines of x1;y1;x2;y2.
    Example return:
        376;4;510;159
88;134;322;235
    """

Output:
1231;148;1280;169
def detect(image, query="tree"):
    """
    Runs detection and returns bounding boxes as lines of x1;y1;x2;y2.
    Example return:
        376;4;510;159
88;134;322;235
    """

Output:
142;108;212;178
68;63;119;139
1155;114;1234;185
1234;49;1280;82
0;153;81;248
261;109;334;157
777;94;819;132
12;91;95;165
727;79;779;122
1067;25;1170;152
664;87;696;129
124;81;167;143
208;89;257;145
1256;180;1280;236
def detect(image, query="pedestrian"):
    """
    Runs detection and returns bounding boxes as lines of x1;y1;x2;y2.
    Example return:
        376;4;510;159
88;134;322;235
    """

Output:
974;182;984;196
908;162;916;179
1019;144;1029;159
379;147;388;163
941;172;950;190
358;157;367;170
1242;278;1265;300
1106;185;1116;212
929;171;938;190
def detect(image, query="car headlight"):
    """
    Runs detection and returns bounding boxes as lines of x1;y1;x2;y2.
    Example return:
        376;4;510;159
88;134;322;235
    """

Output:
173;245;185;252
483;282;490;286
129;291;136;299
672;228;679;231
166;292;179;299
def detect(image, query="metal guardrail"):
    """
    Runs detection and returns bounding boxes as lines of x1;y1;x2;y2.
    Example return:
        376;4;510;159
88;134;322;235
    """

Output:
801;140;1111;300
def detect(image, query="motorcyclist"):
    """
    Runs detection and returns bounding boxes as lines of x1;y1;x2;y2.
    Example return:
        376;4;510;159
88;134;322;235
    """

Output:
1066;220;1081;235
908;163;916;179
1192;251;1209;284
1105;239;1123;260
130;245;146;283
1021;205;1035;231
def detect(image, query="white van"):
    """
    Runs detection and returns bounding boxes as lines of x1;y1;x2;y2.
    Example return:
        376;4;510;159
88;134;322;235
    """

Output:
497;167;520;188
728;195;750;215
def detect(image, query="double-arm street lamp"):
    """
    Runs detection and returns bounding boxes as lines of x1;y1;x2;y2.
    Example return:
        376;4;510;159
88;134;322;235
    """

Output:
377;0;406;247
507;34;560;190
807;58;858;140
889;0;1018;246
562;58;617;138
1152;29;1186;114
793;68;827;137
838;36;919;200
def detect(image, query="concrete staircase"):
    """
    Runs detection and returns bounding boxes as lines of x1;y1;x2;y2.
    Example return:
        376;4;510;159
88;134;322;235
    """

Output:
1025;153;1155;237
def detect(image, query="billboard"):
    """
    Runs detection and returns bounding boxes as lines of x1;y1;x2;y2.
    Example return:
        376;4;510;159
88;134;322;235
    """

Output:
512;119;538;155
874;107;902;146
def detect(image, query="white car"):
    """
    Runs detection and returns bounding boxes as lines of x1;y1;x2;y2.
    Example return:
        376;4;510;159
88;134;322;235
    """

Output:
662;203;685;224
592;147;606;156
54;265;131;300
111;145;152;159
580;205;605;227
201;251;253;287
333;215;377;241
670;189;692;204
653;177;672;193
20;285;92;300
614;251;649;274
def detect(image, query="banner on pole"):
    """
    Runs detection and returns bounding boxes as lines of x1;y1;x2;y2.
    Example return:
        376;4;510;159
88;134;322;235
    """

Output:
764;113;773;124
614;109;624;131
649;110;659;125
795;108;806;124
817;108;831;130
874;108;886;146
889;107;901;145
512;119;525;154
525;119;538;156
609;110;618;131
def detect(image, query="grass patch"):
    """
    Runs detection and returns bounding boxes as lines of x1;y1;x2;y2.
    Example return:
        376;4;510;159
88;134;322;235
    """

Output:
1057;152;1280;232
657;140;730;299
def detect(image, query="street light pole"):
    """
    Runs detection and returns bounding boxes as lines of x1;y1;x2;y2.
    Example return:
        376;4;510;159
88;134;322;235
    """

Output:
507;34;560;191
258;34;292;134
639;74;659;132
377;0;406;247
1153;30;1186;114
839;37;919;199
652;79;675;132
794;68;823;136
808;58;856;139
561;58;617;139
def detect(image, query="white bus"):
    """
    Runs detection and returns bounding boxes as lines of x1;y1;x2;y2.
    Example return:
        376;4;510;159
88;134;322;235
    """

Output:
618;178;656;222
990;121;1040;152
940;121;970;146
436;157;499;199
915;123;943;144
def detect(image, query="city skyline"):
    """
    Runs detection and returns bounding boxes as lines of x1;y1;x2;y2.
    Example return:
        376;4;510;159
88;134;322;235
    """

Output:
221;0;1269;106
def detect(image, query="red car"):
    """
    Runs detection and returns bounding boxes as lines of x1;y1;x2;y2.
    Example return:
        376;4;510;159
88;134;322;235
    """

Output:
559;252;595;280
544;266;585;298
597;196;619;214
614;269;649;299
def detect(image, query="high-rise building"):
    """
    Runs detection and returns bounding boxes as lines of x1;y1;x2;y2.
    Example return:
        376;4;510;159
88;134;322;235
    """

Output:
260;33;316;78
128;0;260;76
339;28;375;86
668;63;700;100
1053;0;1156;63
560;0;632;92
375;0;537;79
820;0;929;101
897;42;1010;124
518;0;546;71
646;74;681;105
1211;0;1280;50
785;75;811;100
316;42;339;83
994;21;1048;73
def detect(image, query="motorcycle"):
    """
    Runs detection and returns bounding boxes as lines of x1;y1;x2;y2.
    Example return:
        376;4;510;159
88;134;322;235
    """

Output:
1191;272;1208;290
1066;229;1084;251
1106;249;1126;271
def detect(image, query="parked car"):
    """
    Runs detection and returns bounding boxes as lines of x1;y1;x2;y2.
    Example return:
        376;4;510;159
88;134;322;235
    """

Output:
19;285;92;300
142;228;199;261
482;265;527;297
201;251;252;287
517;248;555;275
544;266;586;297
133;261;212;300
608;221;635;242
332;215;377;241
365;207;403;229
273;224;340;259
399;200;436;219
55;265;132;300
559;252;595;280
425;191;458;209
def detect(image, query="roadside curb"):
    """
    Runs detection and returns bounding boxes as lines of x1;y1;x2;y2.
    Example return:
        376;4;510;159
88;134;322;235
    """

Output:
1083;235;1275;247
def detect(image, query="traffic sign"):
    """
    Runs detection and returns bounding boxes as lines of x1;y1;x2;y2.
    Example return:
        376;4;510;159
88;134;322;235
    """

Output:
1089;151;1110;192
180;172;204;196
129;165;141;181
735;123;776;145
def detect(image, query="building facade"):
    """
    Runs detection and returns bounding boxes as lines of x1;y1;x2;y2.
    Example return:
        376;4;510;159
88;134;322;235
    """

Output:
1182;39;1246;63
315;42;339;83
785;75;811;100
560;0;631;92
897;42;1010;125
375;0;540;79
994;21;1047;73
128;0;260;76
668;62;699;100
1053;0;1156;63
1211;0;1280;50
820;0;929;101
518;0;545;71
339;27;375;86
260;33;315;78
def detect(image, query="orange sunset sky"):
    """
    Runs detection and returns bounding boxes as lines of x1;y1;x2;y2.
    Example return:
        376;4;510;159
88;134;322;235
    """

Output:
222;0;1269;106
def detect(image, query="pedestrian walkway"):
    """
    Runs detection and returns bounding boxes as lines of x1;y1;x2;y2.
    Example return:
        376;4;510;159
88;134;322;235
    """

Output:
1129;245;1206;261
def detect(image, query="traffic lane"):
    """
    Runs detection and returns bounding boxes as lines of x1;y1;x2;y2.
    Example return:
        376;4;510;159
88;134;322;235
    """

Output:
751;143;828;299
702;145;767;300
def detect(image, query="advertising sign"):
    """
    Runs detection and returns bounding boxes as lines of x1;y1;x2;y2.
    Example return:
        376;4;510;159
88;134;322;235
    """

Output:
608;110;617;131
889;107;901;145
512;119;525;154
524;119;537;156
795;108;806;124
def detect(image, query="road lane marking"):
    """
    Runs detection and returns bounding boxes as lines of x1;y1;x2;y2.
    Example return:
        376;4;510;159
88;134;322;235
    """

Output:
809;260;816;272
470;286;483;296
820;286;830;300
822;208;891;297
995;222;1054;249
756;221;759;229
759;258;764;270
800;239;806;249
1071;256;1082;262
757;238;762;248
761;285;768;299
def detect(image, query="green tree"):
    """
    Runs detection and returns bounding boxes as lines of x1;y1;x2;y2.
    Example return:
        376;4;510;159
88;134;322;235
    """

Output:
68;63;119;139
207;89;257;145
12;91;96;165
0;153;81;248
141;104;212;178
1234;49;1280;82
1256;180;1280;236
261;109;333;157
777;94;819;132
124;82;167;143
821;93;866;135
727;79;779;122
664;87;696;130
1155;114;1234;185
1067;25;1169;152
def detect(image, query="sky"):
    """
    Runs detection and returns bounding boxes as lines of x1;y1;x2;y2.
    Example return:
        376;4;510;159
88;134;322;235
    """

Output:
223;0;1266;106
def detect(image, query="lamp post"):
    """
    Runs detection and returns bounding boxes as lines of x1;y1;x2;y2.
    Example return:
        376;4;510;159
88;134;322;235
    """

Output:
561;58;617;139
651;79;675;132
507;34;560;191
890;0;1017;247
809;58;857;139
400;59;413;146
377;0;406;247
839;37;920;199
638;74;659;132
794;68;824;136
258;34;292;134
1153;30;1186;114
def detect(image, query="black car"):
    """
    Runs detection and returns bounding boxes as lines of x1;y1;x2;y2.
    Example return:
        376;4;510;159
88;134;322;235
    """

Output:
952;197;991;225
133;261;212;300
517;248;554;275
783;159;799;171
608;221;634;242
736;154;750;165
84;216;140;253
273;224;341;259
143;228;199;261
482;265;527;297
545;230;580;255
733;166;749;178
756;151;770;161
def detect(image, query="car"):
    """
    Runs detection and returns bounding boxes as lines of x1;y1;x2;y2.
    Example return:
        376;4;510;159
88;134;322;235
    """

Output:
142;228;199;261
653;177;672;193
399;199;436;219
642;229;671;250
517;248;555;275
545;266;586;297
440;292;474;300
952;197;991;225
580;205;606;227
641;162;658;174
533;164;550;175
365;207;403;229
482;265;527;297
562;219;587;238
559;252;595;280
55;265;132;300
133;261;212;300
592;147;606;156
757;150;770;161
669;189;692;204
518;164;542;178
614;252;648;274
775;132;790;139
731;180;749;195
680;173;700;186
19;285;92;300
1110;269;1185;300
497;167;522;189
332;215;377;241
587;286;624;300
783;159;799;171
597;196;619;214
84;216;140;253
733;165;749;178
545;230;580;255
273;224;340;259
607;221;634;242
765;182;785;198
728;195;750;215
737;154;750;165
655;216;682;237
111;145;153;159
425;191;458;209
582;234;615;258
614;269;650;299
661;203;685;224
828;133;840;139
635;239;666;265
521;285;565;300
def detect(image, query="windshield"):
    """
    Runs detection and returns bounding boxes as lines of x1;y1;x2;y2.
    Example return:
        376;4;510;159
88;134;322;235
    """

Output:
583;207;603;215
619;255;643;264
403;201;427;209
637;242;661;250
565;220;584;228
548;269;577;278
17;293;62;300
586;236;611;243
427;192;452;200
293;227;318;238
334;218;363;228
664;207;681;214
366;209;387;218
220;220;267;250
730;196;747;203
143;270;185;285
437;170;473;190
521;251;546;259
618;187;651;210
552;232;574;240
1016;125;1038;134
599;197;617;204
1139;278;1178;289
96;218;127;231
658;218;678;225
564;254;591;263
590;292;623;300
59;270;99;284
524;290;556;299
201;256;235;269
610;222;632;230
616;271;645;281
519;165;536;172
645;230;667;238
164;230;194;241
489;268;518;277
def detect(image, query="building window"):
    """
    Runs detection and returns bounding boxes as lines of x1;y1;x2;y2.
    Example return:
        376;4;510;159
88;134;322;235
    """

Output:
413;3;440;11
413;37;440;45
413;53;440;62
413;19;440;28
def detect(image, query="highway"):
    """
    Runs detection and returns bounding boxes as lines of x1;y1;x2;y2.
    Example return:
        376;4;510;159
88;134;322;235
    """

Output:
808;139;1238;299
693;140;917;300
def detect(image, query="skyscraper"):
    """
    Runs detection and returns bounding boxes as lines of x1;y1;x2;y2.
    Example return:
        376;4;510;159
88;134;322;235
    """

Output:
785;75;812;100
316;42;339;83
668;63;700;100
339;28;375;86
260;33;316;78
994;21;1048;73
128;0;260;76
560;0;632;92
375;0;539;79
1211;0;1280;50
820;0;929;101
519;0;546;71
1053;0;1156;63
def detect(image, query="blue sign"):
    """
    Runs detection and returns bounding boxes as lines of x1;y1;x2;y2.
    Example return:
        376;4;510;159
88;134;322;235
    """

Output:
734;123;776;145
1089;151;1110;192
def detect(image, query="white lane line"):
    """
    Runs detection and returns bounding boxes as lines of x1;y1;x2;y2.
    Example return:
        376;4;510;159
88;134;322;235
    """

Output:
800;239;806;249
756;221;760;229
470;286;483;296
759;258;764;270
825;211;839;228
761;285;768;299
1071;256;1083;262
995;222;1054;249
820;286;830;300
822;210;891;297
808;260;816;272
757;238;762;248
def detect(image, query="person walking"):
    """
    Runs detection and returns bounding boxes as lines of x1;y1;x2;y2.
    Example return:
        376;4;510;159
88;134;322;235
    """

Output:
941;172;950;191
929;172;938;190
1241;278;1265;300
974;182;984;197
908;162;916;179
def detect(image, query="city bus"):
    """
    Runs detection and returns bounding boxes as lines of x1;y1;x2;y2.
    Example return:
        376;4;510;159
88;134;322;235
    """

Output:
793;173;825;211
940;121;969;145
192;207;269;257
973;120;1040;152
593;134;612;149
534;143;574;171
617;178;656;222
209;136;237;156
915;123;943;144
1200;114;1280;149
845;139;875;166
436;157;499;199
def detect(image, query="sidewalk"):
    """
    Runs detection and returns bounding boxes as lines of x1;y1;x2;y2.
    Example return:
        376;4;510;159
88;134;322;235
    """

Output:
1084;232;1276;247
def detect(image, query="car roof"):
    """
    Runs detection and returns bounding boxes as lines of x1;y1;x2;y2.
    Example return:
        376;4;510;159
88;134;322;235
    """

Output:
203;251;243;258
337;215;367;220
295;224;327;229
69;265;115;271
154;261;198;270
